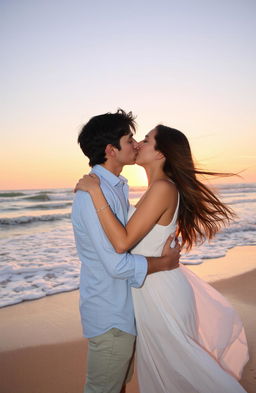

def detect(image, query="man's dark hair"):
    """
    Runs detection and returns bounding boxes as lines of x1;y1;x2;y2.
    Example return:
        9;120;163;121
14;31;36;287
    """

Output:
78;109;136;167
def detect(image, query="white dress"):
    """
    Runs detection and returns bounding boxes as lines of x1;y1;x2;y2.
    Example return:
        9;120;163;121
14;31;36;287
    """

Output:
128;198;249;393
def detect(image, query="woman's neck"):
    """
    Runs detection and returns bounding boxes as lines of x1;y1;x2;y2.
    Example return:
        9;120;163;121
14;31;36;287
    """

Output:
144;166;169;186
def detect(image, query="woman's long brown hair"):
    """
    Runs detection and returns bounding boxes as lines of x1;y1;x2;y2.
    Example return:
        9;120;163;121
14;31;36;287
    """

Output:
155;125;235;250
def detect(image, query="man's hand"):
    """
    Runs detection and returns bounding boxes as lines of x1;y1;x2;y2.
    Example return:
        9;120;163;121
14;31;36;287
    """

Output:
146;235;181;275
161;234;181;271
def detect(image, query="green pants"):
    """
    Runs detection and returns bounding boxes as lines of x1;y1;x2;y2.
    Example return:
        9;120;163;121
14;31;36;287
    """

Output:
85;328;136;393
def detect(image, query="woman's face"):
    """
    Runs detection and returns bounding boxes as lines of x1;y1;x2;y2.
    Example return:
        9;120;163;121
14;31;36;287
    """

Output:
136;128;160;166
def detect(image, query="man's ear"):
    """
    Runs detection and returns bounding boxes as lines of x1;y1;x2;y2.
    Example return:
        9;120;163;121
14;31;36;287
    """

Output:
105;144;116;158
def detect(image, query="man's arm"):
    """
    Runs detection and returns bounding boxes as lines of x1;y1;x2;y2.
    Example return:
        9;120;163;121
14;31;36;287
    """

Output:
147;235;180;274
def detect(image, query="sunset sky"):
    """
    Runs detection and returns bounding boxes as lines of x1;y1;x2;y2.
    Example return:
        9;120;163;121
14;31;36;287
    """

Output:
1;0;255;190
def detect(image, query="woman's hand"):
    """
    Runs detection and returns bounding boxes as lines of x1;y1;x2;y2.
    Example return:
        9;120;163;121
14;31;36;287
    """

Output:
74;173;100;193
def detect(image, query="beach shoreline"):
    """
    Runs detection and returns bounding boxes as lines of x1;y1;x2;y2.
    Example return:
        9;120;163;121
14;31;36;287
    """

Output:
0;245;255;393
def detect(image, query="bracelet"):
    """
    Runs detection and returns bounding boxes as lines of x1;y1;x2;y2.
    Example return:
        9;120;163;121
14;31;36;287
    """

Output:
96;203;110;212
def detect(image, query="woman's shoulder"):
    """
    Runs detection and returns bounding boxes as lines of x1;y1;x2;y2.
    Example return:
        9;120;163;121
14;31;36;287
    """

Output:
141;179;177;206
135;179;178;212
149;178;177;194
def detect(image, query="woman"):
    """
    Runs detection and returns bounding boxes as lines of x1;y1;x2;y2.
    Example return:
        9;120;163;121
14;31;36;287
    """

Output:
75;125;249;393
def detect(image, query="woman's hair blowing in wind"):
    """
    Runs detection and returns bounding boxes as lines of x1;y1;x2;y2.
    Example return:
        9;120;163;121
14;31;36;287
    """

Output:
155;125;235;250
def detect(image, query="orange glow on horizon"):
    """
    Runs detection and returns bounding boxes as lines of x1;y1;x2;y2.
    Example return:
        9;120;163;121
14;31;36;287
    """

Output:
1;127;255;190
1;159;255;191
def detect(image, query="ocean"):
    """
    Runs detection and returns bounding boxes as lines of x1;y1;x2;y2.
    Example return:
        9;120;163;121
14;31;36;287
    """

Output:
0;183;255;308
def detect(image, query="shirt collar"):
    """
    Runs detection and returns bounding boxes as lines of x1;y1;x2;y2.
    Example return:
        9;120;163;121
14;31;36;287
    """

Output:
92;165;128;187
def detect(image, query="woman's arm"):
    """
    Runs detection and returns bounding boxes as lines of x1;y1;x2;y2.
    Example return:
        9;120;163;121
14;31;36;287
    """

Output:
75;174;177;253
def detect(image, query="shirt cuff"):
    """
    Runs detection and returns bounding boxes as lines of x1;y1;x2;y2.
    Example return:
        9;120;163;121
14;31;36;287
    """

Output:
130;254;148;288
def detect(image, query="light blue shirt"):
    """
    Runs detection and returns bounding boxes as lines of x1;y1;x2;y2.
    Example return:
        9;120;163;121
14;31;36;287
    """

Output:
71;165;148;338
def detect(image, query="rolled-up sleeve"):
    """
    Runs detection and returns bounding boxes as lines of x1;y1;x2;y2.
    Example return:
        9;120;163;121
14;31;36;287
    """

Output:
76;191;148;288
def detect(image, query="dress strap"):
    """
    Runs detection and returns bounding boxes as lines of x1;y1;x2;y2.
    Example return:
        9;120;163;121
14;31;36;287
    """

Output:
168;191;179;227
168;178;180;223
173;192;180;221
166;178;180;226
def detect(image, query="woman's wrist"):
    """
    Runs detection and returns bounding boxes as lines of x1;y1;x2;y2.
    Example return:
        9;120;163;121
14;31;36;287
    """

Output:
88;184;101;196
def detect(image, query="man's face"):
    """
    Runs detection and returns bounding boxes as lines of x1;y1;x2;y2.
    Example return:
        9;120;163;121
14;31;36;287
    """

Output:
114;132;138;165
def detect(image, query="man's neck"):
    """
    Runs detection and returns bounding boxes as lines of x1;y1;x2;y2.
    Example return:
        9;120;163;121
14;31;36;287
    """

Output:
101;162;123;177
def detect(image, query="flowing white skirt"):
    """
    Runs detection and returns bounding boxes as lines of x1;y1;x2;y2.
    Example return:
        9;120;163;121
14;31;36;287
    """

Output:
132;265;248;393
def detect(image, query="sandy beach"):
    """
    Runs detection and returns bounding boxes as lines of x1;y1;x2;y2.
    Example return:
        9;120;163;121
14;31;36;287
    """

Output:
0;245;255;393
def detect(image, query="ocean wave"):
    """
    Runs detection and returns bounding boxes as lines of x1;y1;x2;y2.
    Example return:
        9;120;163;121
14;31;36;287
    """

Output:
0;268;80;308
1;202;72;212
228;198;256;205
47;194;73;201
23;193;51;201
0;189;73;203
0;192;25;197
25;202;72;210
218;183;256;194
0;213;70;225
23;193;73;202
218;182;256;189
0;284;79;308
222;223;256;234
1;183;256;308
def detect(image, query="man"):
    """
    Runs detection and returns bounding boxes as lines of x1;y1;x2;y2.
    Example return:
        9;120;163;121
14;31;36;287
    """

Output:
72;109;180;393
